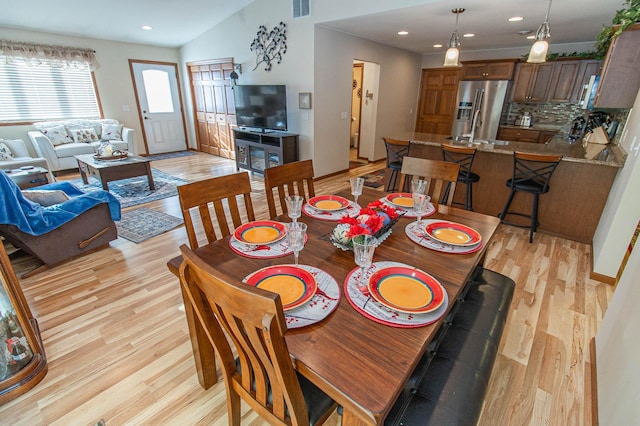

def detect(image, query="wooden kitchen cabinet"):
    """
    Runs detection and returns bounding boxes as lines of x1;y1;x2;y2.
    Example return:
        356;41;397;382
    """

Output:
570;60;601;103
548;60;582;103
461;60;515;80
497;126;557;144
511;62;555;103
594;23;640;109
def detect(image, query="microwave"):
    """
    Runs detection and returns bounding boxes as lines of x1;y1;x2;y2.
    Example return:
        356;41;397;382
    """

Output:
579;75;600;110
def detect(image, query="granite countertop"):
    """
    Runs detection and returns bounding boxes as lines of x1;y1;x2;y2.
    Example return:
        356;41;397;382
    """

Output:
401;132;627;168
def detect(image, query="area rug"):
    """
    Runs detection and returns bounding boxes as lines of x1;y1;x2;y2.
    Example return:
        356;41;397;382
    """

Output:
358;169;386;188
146;150;197;161
69;168;188;209
117;208;184;243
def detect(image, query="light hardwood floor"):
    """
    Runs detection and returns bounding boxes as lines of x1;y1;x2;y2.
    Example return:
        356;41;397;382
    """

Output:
0;153;612;425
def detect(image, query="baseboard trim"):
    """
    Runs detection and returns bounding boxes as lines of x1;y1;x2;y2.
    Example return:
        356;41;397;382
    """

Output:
589;246;616;286
589;337;599;426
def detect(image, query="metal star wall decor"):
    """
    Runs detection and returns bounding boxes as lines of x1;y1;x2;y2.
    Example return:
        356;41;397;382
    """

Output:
250;22;287;71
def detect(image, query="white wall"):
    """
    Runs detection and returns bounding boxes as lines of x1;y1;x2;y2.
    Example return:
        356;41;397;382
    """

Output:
313;26;422;176
592;89;640;277
179;0;424;177
596;239;640;424
0;27;180;156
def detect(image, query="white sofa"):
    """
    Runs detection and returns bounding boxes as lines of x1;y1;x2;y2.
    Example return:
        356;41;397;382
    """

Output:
28;119;135;172
0;138;54;181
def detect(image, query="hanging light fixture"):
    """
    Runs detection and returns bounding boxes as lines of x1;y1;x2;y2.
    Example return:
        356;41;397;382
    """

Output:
527;0;553;63
443;8;465;67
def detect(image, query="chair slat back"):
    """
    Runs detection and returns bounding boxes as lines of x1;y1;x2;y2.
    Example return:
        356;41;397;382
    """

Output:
177;172;255;249
383;138;410;167
512;151;562;192
178;245;311;425
441;144;477;179
399;157;460;206
264;160;315;219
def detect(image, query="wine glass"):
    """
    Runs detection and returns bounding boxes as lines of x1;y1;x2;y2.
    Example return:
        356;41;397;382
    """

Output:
412;193;431;227
286;222;307;265
411;178;427;195
352;235;377;288
349;177;365;206
285;195;304;222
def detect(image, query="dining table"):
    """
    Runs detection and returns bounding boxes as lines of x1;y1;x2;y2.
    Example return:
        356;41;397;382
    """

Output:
167;186;501;425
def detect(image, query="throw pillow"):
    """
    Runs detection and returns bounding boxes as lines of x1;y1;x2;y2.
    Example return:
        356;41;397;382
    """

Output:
42;124;73;145
71;128;100;143
21;189;70;207
101;123;123;141
0;142;13;161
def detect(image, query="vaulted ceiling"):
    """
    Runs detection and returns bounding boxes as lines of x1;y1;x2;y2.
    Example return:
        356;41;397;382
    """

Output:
0;0;620;54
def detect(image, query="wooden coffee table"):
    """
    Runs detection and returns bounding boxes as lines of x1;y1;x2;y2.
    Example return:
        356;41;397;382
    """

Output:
75;153;155;191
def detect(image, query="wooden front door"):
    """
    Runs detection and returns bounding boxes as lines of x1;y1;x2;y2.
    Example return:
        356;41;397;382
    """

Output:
188;58;236;159
415;68;461;135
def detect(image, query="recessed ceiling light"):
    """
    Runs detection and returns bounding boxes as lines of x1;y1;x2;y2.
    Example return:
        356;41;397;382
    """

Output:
142;25;153;30
509;16;524;22
398;30;409;35
433;44;443;48
463;33;475;38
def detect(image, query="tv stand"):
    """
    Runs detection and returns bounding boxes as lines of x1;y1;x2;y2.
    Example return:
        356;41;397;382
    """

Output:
233;129;299;174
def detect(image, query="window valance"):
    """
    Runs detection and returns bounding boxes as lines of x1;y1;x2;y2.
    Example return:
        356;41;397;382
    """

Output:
0;40;99;70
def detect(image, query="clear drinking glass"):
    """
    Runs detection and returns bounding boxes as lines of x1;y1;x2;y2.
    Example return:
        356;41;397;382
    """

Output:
411;178;427;195
349;177;365;206
286;222;307;265
352;235;377;287
412;193;431;227
284;195;304;222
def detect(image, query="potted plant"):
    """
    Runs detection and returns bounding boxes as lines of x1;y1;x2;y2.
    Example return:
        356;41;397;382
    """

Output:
595;0;640;59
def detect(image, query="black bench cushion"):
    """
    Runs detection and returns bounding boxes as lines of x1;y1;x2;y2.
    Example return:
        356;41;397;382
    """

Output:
385;268;515;426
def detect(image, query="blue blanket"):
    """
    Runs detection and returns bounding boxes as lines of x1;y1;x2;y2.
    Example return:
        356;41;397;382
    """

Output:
0;171;121;236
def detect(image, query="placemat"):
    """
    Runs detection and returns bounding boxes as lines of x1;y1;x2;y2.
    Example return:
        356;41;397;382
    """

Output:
243;264;340;329
303;200;359;221
405;220;483;254
344;261;449;328
379;196;436;219
229;232;308;259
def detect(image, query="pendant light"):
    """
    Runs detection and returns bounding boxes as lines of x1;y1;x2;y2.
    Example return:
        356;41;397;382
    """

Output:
527;0;552;63
443;8;465;67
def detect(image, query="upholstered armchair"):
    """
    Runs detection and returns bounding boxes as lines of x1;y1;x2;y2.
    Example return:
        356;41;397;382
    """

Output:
0;171;121;276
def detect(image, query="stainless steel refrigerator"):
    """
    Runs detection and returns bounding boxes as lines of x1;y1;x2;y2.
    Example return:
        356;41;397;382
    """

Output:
451;80;509;140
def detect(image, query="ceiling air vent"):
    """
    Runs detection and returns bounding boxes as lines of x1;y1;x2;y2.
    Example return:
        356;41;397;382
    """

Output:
293;0;310;18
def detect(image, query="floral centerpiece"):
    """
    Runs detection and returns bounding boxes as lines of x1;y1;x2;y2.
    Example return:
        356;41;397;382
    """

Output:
331;200;403;249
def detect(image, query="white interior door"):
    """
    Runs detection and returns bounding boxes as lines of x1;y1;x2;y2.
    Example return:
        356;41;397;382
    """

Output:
131;61;186;154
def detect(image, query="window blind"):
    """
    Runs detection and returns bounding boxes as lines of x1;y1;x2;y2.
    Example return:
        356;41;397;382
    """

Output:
0;62;100;123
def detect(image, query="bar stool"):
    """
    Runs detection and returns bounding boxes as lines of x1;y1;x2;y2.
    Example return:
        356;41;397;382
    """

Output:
382;138;410;192
441;144;479;210
499;151;562;243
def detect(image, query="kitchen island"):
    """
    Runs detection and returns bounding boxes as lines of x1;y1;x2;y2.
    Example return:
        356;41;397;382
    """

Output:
391;132;626;243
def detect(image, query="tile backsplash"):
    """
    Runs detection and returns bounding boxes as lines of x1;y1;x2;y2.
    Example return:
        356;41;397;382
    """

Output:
501;102;583;131
501;102;630;144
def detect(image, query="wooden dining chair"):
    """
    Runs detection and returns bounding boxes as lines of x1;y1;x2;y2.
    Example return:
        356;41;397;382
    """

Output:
177;172;255;249
178;244;338;426
264;159;315;219
382;137;410;192
399;156;460;207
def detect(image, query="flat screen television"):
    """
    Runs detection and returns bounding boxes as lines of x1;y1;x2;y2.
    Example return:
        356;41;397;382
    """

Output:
233;85;287;132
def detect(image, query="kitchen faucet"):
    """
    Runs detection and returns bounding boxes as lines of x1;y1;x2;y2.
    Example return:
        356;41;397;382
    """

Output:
469;109;481;143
